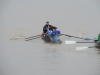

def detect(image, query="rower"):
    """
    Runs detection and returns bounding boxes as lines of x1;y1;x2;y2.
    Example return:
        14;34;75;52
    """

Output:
43;21;56;36
43;21;49;34
43;21;53;33
94;33;100;43
51;27;61;43
45;25;53;41
52;27;61;35
47;25;53;36
98;33;100;43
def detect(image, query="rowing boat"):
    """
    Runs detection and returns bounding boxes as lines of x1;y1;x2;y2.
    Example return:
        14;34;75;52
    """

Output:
95;42;100;48
95;34;100;48
93;38;100;48
41;34;62;43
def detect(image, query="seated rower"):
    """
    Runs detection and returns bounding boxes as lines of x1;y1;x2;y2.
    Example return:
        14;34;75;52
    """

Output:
98;33;100;43
43;21;50;34
94;33;100;43
52;27;61;35
47;26;60;36
46;25;53;36
42;21;55;36
46;25;53;41
51;27;61;43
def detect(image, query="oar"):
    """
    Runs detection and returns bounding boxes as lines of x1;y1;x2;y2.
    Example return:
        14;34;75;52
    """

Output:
76;46;95;51
25;35;41;39
62;34;93;40
25;36;41;41
65;41;95;44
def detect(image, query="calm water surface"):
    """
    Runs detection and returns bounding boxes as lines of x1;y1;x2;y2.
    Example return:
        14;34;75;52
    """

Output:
0;0;100;75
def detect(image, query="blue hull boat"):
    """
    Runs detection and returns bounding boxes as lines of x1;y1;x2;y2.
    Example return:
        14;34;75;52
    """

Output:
41;34;62;43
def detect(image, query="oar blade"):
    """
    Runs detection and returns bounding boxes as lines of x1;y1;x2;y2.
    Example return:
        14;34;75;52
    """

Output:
62;34;93;40
25;36;41;41
65;41;76;44
84;38;92;40
76;46;88;51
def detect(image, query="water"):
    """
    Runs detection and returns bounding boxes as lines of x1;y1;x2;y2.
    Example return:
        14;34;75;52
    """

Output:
0;0;100;75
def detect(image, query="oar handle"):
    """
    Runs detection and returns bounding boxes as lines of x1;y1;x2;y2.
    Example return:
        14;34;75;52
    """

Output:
61;34;84;39
62;34;94;40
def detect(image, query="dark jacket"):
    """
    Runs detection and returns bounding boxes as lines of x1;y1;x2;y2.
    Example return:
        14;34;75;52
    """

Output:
43;25;48;33
43;25;53;33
